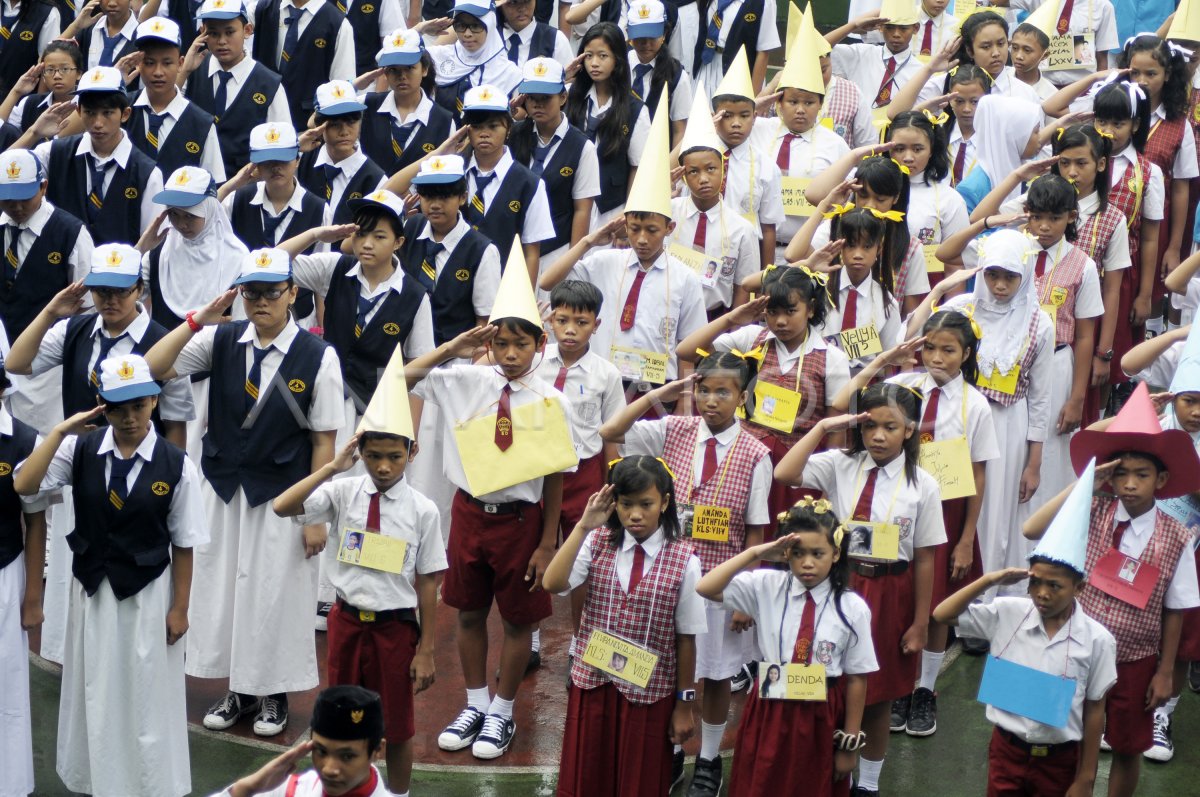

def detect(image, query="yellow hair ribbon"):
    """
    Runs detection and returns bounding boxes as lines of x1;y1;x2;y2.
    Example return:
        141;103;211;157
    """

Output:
931;302;984;341
695;347;711;359
868;207;905;223
897;384;925;401
1056;126;1066;141
823;202;855;219
794;495;834;514
1096;129;1114;140
798;264;829;286
833;524;846;548
890;158;911;176
607;456;676;481
922;108;949;126
730;345;766;366
607;456;623;470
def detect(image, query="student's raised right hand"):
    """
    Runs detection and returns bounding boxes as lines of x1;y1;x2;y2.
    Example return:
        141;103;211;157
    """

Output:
193;289;239;327
298;123;327;153
821;412;870;434
587;217;625;247
851;10;888;33
9;64;43;99
653;373;699;405
331;435;361;474
849;141;894;163
576;484;615;532
44;280;88;319
1014;155;1059;182
988;567;1032;587
431;125;470;158
181;33;209;75
924;37;961;75
136;211;170;253
229;741;315;797
725;294;768;327
445;324;498;360
755;532;803;563
29;99;76;141
878;336;926;370
54;405;106;438
68;0;104;32
933;265;981;300
314;223;359;244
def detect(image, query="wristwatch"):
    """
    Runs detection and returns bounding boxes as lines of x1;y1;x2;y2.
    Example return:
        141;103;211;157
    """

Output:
676;689;697;702
1096;348;1114;362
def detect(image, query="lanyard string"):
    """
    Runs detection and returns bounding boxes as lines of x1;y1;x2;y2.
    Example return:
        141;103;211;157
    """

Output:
994;604;1075;677
614;251;672;354
687;427;743;504
850;456;904;526
777;580;831;663
1036;238;1069;305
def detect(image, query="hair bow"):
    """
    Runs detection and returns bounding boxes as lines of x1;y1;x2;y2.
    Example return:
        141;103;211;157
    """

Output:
1056;126;1067;141
823;202;855;219
922;108;949;126
867;207;905;222
832;524;846;547
890;158;911;175
607;456;677;480
1167;41;1194;60
933;301;984;340
1095;128;1114;139
796;496;834;514
798;264;829;286
730;346;766;365
1125;81;1147;109
695;347;711;359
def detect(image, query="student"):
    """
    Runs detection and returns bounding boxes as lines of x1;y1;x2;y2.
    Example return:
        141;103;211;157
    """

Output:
250;0;356;129
14;353;206;797
952;93;1044;213
911;0;960;61
934;464;1116;797
1024;384;1200;797
297;80;386;226
783;4;871;150
826;3;925;123
180;0;292;181
335;0;407;78
774;382;947;797
1;40;84;134
1008;0;1118;87
209;686;394;797
600;352;772;796
696;498;877;796
626;0;690;143
272;352;446;796
542;458;704;797
62;0;139;71
139;0;205;53
690;0;779;97
426;1;523;126
500;0;572;67
402;257;579;760
1009;19;1058;103
0;0;62;98
144;248;344;738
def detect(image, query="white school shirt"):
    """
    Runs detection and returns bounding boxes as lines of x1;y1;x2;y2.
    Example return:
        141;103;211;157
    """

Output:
34;133;165;234
800;449;948;561
296;475;447;610
27;425;208;549
722;134;785;229
533;115;601;201
0;200;92;284
1108;145;1166;222
1128;338;1181;385
375;91;458;152
907;174;970;247
208;766;391;797
626;53;693;122
1010;0;1118;86
132;88;227;181
886;371;1001;462
220;180;334;247
411;366;582;503
1150;104;1200;180
622;418;773;526
30;310;197;423
586;85;651;166
273;0;356;82
958;597;1117;744
171;319;346;431
772;121;850;244
830;44;924;109
467;149;556;244
568;248;708;381
199;55;292;126
413;216;501;318
713;325;852;405
1076;192;1132;273
290;252;436;360
563;526;708;634
532;343;624;459
814;276;902;370
723;572;878;676
314;146;384;215
1110;505;1200;610
85;13;138;70
503;21;574;67
669;195;760;310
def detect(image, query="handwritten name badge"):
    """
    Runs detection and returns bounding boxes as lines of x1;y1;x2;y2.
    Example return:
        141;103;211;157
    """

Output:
918;437;976;500
610;345;668;385
923;244;945;275
978;365;1019;395
781;176;816;218
337;527;408;574
667;242;721;288
1046;32;1095;72
690;504;732;542
839;325;883;360
845;520;900;562
749;380;802;433
582;630;659;688
757;660;828;701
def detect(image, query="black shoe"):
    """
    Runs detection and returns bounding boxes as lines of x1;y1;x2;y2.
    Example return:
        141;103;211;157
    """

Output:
960;636;990;656
253;693;288;737
850;788;880;797
670;749;685;791
906;687;937;737
1189;661;1200;693
687;755;723;797
525;649;542;675
731;663;754;693
890;693;911;732
471;713;516;759
202;691;260;730
438;707;486;751
315;601;332;632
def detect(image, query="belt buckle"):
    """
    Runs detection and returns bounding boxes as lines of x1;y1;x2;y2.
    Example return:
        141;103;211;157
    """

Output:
860;562;878;577
483;503;499;514
1030;744;1049;757
359;610;376;622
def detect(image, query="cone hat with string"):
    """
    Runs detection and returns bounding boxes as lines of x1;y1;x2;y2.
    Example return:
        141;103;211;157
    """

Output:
678;84;724;156
1030;458;1095;577
356;347;415;439
623;91;673;219
1070;382;1200;498
1169;0;1200;43
713;46;754;101
1022;0;1061;40
877;0;919;26
777;9;826;95
488;236;543;328
802;2;831;56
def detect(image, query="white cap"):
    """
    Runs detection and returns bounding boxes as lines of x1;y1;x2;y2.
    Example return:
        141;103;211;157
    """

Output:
450;1;493;18
462;84;509;114
85;244;142;289
196;0;250;20
347;188;406;220
97;354;161;402
75;66;126;95
0;149;45;200
412;154;466;185
377;27;424;67
248;122;299;163
233;248;292;285
518;57;565;95
627;0;667;39
136;17;182;47
154;166;216;207
314;80;367;116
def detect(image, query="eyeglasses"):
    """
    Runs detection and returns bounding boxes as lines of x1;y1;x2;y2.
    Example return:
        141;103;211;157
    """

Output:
42;66;78;76
452;21;485;33
239;285;288;301
92;285;139;299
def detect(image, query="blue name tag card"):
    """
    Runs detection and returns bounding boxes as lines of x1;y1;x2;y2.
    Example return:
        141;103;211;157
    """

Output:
977;655;1074;729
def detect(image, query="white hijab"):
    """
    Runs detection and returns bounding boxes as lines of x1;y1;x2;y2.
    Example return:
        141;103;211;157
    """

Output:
433;8;508;85
973;95;1042;194
156;196;247;320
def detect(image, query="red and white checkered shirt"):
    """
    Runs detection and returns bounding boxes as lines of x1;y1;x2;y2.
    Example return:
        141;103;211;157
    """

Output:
1033;243;1094;347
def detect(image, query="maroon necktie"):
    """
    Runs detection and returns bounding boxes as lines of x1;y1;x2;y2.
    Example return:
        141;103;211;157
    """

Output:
365;492;381;531
700;438;718;484
920;20;933;56
873;57;897;107
841;289;858;331
553;366;568;391
952;142;968;185
920;387;940;442
1112;519;1131;551
495;384;513;451
628;543;646;592
693;212;708;249
720;149;730;195
1035;250;1049;279
852;467;878;521
791;591;817;663
777;132;796;172
1056;0;1074;35
620;269;647;331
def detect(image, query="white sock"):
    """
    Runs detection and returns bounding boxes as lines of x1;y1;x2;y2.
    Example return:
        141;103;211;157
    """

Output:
699;720;726;760
857;757;884;791
531;629;542;653
466;687;491;712
1158;695;1180;720
919;650;945;692
396;793;409;797
489;695;515;719
674;744;682;753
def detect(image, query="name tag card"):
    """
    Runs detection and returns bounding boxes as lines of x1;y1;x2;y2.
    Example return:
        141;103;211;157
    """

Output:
690;504;731;542
923;244;945;275
839;325;883;360
1090;548;1160;610
977;655;1074;729
337;527;408;574
1157;496;1200;531
452;399;580;495
668;243;721;288
978;366;1020;395
610;345;668;385
846;520;900;562
1046;32;1095;72
918;437;976;500
781;176;816;218
747;381;802;433
582;630;659;688
757;660;828;701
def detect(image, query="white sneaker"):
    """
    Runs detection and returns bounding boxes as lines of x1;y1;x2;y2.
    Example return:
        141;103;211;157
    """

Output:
1100;734;1112;752
1144;713;1174;762
471;713;516;759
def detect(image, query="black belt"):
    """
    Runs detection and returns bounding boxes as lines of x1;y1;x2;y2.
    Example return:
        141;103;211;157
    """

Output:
458;489;534;515
850;559;909;578
997;728;1078;758
336;598;417;625
1055;343;1070;353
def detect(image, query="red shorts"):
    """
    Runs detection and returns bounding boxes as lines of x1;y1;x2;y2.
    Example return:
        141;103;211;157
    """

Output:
1178;548;1200;661
326;602;419;742
560;453;607;537
851;567;917;705
1104;654;1159;755
986;728;1079;797
444;490;553;626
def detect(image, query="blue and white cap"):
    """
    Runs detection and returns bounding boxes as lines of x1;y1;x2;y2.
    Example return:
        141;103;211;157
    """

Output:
75;66;126;95
377;27;424;67
450;0;493;19
627;0;667;39
135;16;182;47
85;244;142;289
518;57;565;95
347;188;406;220
314;80;367;116
196;0;249;20
0;149;45;200
97;354;161;402
1029;458;1095;577
1170;322;1200;395
154;166;216;207
412;154;466;185
234;248;292;285
462;84;508;114
249;122;299;163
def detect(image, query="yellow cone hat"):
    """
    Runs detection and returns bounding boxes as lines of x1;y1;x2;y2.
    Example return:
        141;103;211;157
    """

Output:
878;0;919;26
777;11;826;94
1023;0;1060;39
713;47;754;101
1169;0;1200;43
785;0;801;53
802;2;830;57
623;91;674;219
356;347;415;439
488;237;543;328
678;84;724;155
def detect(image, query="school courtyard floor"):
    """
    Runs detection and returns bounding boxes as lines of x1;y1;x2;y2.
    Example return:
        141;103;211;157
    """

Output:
26;594;1200;795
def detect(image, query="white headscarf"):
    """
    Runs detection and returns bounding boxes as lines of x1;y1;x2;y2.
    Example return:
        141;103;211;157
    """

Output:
156;196;247;320
945;229;1041;379
433;8;509;86
973;95;1042;195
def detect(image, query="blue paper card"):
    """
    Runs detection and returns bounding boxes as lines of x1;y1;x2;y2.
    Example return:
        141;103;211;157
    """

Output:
977;655;1074;729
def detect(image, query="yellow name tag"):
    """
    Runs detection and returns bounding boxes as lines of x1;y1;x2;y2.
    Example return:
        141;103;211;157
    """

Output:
667;242;721;288
582;630;659;688
1040;303;1058;326
452;398;580;495
1046;32;1095;72
758;660;828;701
610;345;668;384
746;380;802;433
978;366;1020;395
918;437;977;500
689;504;731;542
871;106;891;128
839;324;883;360
846;520;900;562
741;210;758;226
337;527;408;574
923;243;945;274
780;176;816;218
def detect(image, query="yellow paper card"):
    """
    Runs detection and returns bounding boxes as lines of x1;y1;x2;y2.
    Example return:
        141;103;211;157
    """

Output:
690;504;731;542
846;520;900;562
918;437;977;500
741;210;759;226
781;176;817;218
452;398;580;496
758;660;829;701
978;366;1020;395
1040;303;1058;326
581;630;659;688
610;345;668;384
923;243;945;274
1046;32;1095;72
667;242;721;288
839;325;883;360
871;107;891;129
750;380;801;433
819;117;834;131
337;527;408;574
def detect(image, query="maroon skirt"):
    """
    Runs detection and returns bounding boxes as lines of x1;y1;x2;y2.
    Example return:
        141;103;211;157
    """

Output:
730;677;850;797
1179;547;1200;661
851;568;918;705
931;497;984;608
1109;262;1139;384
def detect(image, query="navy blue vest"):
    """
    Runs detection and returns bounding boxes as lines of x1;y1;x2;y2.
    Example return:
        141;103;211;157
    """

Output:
334;0;380;77
463;157;541;264
229;183;326;250
400;215;489;345
514;122;587;254
185;56;282;179
125;95;216;177
692;0;765;81
201;322;328;507
360;92;454;174
0;205;82;340
502;22;556;64
0;2;53;96
46;134;155;245
0;416;38;570
593;97;642;213
67;430;184;599
252;1;344;129
59;313;169;417
297;148;385;225
166;0;201;52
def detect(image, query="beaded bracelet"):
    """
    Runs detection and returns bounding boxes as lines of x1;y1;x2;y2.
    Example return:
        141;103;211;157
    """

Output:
833;729;867;752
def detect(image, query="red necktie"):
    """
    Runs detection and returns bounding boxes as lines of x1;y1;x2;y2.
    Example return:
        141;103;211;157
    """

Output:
495;384;514;451
1035;250;1049;279
693;211;708;250
720;149;730;195
1112;519;1131;551
952;141;968;185
620;268;647;331
1056;0;1074;35
920;387;940;442
776;132;796;172
628;543;645;593
553;366;568;391
851;467;877;521
874;57;897;107
791;591;817;663
920;20;933;56
365;492;381;531
841;289;858;331
700;437;718;485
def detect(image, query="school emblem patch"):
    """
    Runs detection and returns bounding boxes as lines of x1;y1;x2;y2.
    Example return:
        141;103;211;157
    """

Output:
744;12;756;21
315;38;327;48
0;463;11;477
151;481;170;496
252;92;267;105
19;30;32;41
1128;177;1138;193
508;200;521;213
497;416;512;436
185;141;200;154
47;252;62;264
382;322;400;335
125;187;138;199
361;3;375;11
288;379;306;393
422;143;435;153
349;192;362;200
559;166;574;177
350;710;364;724
455;269;470;281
